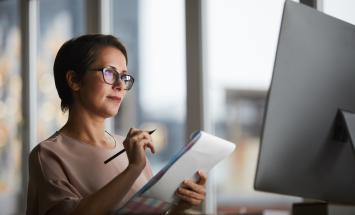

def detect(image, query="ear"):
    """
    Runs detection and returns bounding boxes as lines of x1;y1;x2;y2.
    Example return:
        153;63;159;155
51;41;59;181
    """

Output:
66;70;80;91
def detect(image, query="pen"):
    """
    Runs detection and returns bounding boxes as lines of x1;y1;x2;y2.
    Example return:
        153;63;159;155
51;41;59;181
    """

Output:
104;129;156;164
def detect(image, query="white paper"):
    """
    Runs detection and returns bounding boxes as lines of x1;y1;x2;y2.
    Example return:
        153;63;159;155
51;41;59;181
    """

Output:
143;131;236;203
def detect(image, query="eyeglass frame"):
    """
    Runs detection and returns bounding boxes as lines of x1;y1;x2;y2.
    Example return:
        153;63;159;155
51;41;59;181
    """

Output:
89;66;135;90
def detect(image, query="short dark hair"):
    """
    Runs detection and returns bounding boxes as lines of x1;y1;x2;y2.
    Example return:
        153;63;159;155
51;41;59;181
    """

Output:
53;34;128;112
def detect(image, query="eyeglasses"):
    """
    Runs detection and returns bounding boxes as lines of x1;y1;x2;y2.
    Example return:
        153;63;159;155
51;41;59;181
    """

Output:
94;67;134;90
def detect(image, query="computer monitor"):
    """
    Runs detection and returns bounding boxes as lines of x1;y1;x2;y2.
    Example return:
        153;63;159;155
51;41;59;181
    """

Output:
254;0;355;204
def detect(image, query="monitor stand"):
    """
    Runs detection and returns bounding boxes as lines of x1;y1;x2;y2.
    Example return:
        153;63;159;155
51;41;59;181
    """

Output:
334;109;355;151
293;109;355;215
293;202;355;215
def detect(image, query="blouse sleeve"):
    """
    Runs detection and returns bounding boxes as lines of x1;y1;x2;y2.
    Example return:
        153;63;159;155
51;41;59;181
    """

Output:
26;146;82;215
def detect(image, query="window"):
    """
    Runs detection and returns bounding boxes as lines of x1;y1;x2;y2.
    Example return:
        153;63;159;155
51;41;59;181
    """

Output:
0;0;21;213
205;0;301;212
11;0;355;213
37;0;85;142
322;0;355;25
112;0;186;172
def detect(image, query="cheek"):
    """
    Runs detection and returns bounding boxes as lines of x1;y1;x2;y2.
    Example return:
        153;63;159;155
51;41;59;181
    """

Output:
81;82;108;103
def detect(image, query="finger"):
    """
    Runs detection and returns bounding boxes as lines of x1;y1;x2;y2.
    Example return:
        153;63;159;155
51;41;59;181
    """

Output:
197;170;207;186
176;192;202;206
176;187;205;200
182;180;206;196
138;132;154;152
128;127;139;135
130;131;149;146
127;128;143;139
125;134;147;151
137;131;152;142
143;141;155;154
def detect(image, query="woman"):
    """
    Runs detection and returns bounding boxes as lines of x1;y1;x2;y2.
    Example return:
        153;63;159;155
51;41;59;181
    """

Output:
26;34;207;215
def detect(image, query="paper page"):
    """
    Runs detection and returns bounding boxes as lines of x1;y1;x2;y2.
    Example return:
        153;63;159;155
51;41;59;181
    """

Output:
143;131;236;203
116;131;236;214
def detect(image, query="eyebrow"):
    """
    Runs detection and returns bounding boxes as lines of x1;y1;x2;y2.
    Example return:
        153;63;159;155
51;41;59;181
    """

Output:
107;65;128;74
106;65;118;70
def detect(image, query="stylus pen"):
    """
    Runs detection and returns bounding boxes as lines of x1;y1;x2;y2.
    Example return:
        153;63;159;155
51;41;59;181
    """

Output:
104;129;156;164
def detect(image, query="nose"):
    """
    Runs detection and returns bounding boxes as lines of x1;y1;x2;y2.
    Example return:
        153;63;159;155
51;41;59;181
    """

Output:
113;79;125;91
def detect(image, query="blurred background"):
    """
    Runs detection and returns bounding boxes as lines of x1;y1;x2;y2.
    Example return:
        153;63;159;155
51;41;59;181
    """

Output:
1;0;355;214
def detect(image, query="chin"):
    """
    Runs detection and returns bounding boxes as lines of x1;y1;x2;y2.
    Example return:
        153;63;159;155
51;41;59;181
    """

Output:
105;106;120;117
101;111;118;119
96;102;121;118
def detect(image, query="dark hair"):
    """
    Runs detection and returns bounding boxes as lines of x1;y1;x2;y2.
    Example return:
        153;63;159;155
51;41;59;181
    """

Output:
53;34;128;112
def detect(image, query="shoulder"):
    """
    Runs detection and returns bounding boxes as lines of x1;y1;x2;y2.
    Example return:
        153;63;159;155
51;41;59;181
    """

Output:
29;132;68;180
31;132;62;153
29;132;64;166
29;132;59;162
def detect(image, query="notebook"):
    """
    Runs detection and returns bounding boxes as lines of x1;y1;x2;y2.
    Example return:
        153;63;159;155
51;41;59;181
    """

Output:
116;130;236;214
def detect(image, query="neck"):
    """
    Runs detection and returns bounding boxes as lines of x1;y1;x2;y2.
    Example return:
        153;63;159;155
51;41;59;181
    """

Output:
61;105;113;148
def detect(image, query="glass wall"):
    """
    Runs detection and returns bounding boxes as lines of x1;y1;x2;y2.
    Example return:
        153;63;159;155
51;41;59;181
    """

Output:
205;0;301;213
0;0;22;213
37;0;85;142
113;0;186;172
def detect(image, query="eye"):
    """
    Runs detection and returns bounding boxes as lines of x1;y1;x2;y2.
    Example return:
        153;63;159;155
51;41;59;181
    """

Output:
104;68;115;75
121;74;132;81
120;74;134;90
103;68;116;83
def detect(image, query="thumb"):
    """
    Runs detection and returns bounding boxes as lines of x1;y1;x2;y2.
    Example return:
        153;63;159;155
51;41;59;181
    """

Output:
197;170;207;186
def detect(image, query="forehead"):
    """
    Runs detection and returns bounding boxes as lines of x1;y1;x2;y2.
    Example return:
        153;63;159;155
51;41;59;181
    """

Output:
92;46;127;69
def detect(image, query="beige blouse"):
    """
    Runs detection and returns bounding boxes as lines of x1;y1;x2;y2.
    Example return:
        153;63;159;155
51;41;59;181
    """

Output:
26;132;153;215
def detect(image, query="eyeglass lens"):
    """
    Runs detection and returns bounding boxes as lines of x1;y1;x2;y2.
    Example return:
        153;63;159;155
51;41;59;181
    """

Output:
102;68;134;90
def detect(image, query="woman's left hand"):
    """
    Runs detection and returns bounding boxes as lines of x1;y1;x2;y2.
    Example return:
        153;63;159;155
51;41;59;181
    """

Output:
175;170;207;206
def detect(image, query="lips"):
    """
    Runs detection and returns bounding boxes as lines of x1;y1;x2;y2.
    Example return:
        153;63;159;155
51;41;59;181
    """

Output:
107;96;122;101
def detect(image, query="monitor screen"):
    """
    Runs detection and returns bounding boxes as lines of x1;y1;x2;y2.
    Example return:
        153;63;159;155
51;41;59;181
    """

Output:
254;0;355;204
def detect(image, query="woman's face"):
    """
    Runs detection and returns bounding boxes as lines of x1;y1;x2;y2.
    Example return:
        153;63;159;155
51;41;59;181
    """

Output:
75;46;128;118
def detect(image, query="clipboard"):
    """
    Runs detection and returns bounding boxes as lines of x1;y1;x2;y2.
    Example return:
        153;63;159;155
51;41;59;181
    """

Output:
116;130;236;214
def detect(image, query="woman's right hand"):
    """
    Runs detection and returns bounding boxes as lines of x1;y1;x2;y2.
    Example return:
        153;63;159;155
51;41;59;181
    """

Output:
123;128;155;171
